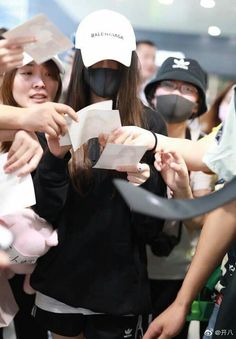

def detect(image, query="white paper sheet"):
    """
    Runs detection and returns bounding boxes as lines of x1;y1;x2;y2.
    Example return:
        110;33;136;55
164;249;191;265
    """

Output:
0;154;36;216
59;100;121;151
93;144;148;170
59;115;72;146
3;14;73;64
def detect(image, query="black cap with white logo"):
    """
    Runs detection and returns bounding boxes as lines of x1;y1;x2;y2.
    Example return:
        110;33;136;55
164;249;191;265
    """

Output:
145;57;208;115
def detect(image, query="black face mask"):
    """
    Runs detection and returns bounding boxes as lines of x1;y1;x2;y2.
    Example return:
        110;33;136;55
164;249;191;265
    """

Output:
155;94;197;124
84;68;122;99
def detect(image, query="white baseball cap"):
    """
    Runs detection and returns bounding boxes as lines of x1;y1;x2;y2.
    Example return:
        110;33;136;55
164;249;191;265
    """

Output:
75;9;136;67
22;52;65;74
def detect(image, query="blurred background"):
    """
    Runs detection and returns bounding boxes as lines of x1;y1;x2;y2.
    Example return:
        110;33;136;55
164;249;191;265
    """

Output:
1;0;236;106
0;2;233;338
1;0;236;109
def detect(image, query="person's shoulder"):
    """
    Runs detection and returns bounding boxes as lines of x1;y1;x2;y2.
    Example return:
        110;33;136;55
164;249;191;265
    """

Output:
143;105;167;135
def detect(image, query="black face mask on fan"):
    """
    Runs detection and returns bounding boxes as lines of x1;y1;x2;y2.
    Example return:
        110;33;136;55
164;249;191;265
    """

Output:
84;67;122;99
155;94;196;123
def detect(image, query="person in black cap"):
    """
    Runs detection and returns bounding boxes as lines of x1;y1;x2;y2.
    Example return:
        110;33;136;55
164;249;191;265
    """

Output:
145;56;208;124
144;57;213;339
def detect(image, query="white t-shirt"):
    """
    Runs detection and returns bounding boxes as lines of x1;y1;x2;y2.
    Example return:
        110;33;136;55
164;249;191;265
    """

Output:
35;292;101;315
147;126;214;280
203;87;236;181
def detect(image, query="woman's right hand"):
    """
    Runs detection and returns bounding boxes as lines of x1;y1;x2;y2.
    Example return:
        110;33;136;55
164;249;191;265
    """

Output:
0;37;36;74
20;102;78;138
99;126;156;150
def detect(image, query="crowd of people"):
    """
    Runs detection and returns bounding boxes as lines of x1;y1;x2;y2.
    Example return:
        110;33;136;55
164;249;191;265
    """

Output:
0;8;235;339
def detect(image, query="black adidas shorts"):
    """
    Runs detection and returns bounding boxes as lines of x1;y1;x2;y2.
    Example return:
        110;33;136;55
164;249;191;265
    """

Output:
32;306;144;338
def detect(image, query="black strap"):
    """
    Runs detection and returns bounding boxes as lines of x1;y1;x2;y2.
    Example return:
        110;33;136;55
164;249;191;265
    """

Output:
114;177;236;220
185;127;191;140
176;221;182;242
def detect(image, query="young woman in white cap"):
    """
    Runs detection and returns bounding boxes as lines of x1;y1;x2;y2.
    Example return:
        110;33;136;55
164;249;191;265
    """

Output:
29;9;167;339
0;54;65;339
143;56;214;338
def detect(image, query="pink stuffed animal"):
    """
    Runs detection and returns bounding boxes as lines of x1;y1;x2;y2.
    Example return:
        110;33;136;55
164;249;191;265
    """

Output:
0;209;58;327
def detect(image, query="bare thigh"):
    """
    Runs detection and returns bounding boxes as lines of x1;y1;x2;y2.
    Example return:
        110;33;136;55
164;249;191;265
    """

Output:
52;333;84;339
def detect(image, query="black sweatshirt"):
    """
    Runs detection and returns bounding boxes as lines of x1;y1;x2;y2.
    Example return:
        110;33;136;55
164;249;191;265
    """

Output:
31;107;167;315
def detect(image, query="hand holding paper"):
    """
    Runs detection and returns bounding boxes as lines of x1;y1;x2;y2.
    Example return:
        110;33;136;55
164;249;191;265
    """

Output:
94;144;148;170
59;100;149;170
59;100;122;150
3;14;73;64
0;37;36;74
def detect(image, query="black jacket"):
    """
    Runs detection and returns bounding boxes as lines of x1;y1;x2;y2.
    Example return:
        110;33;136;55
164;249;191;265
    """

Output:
31;107;167;315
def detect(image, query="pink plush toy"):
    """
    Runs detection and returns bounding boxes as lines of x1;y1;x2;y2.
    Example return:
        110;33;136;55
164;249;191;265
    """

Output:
0;209;58;327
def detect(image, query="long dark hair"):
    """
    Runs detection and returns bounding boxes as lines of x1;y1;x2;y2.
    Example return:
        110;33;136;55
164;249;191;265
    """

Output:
65;49;146;192
0;60;62;153
200;81;236;134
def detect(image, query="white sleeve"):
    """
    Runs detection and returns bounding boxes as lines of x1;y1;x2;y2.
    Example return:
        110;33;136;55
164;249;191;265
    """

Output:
203;87;236;181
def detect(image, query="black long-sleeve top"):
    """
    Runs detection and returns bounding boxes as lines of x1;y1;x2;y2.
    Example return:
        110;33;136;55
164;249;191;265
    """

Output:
31;107;167;315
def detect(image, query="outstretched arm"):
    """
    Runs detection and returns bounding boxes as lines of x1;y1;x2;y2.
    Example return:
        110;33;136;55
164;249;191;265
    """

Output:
144;200;236;339
155;133;213;172
99;126;216;172
0;102;77;137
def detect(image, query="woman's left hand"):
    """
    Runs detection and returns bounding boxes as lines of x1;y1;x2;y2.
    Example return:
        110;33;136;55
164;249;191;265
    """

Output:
143;299;188;339
159;151;190;196
3;130;43;176
116;163;150;186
